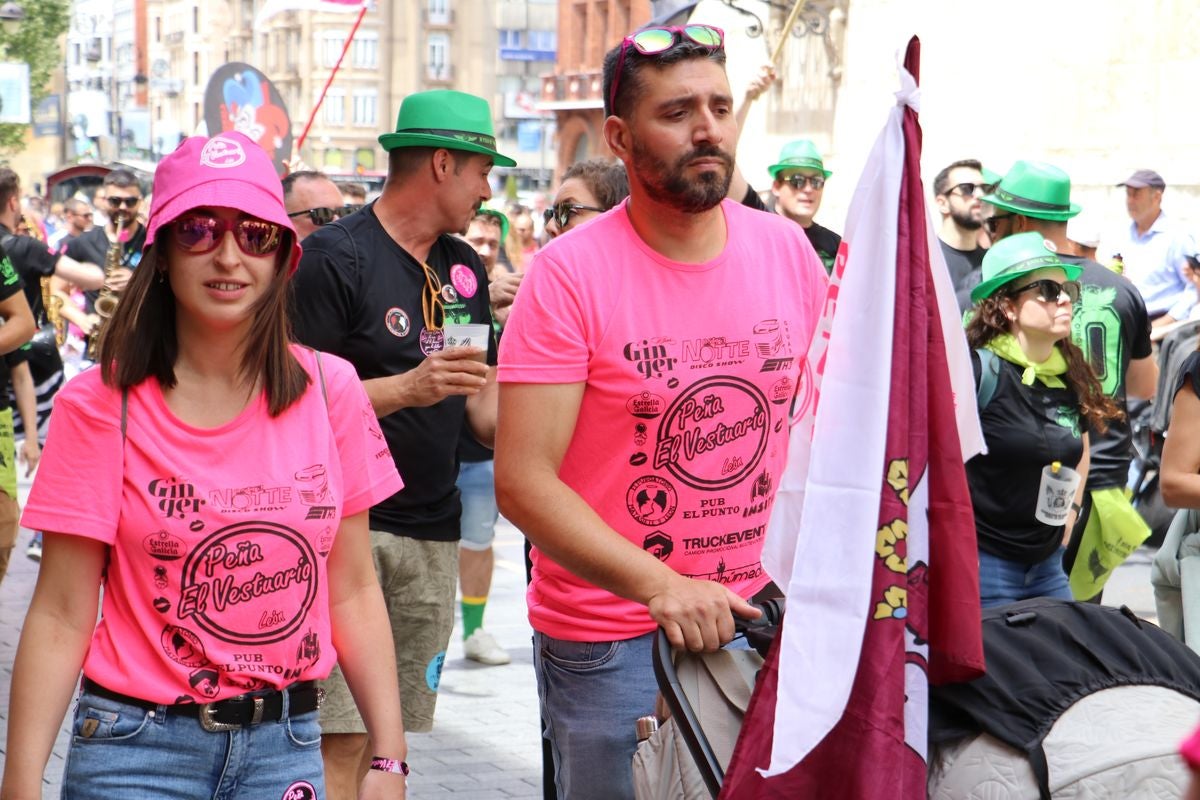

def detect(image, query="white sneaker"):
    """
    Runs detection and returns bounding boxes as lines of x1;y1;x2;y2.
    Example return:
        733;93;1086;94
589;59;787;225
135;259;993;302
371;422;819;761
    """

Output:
25;533;41;562
464;629;511;665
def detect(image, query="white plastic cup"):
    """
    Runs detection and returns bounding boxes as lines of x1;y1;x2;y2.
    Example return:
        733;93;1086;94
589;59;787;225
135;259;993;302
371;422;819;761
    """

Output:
442;323;490;361
1035;464;1081;526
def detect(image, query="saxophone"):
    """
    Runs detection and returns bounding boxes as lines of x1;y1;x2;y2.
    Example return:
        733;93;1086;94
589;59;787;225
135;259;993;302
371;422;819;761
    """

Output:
88;216;128;359
39;275;65;347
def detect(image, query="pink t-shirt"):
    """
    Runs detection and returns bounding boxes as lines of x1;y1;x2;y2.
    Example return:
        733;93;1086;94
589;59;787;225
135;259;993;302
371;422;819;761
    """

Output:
22;346;402;704
499;199;827;641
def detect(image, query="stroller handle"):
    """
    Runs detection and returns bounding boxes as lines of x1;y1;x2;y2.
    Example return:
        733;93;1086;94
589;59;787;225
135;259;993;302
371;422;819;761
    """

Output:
650;597;786;799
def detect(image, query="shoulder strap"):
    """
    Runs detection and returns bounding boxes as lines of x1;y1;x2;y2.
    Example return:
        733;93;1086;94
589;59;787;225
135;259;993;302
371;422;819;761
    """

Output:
976;348;1000;410
313;349;329;410
121;388;128;440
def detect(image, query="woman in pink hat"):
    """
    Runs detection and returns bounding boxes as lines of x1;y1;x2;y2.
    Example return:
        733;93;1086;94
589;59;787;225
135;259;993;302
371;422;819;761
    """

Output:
1;132;408;799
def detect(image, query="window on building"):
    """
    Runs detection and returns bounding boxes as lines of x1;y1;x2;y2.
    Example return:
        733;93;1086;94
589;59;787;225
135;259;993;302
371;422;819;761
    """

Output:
355;148;375;172
192;52;199;85
498;30;521;49
352;90;377;127
352;32;378;68
192;5;199;33
428;0;451;24
322;31;347;67
427;32;450;79
528;30;556;52
323;89;346;125
324;149;344;169
155;17;161;42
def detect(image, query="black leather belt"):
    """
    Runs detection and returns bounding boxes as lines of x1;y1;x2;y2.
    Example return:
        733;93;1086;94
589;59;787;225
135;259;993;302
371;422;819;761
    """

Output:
82;678;323;732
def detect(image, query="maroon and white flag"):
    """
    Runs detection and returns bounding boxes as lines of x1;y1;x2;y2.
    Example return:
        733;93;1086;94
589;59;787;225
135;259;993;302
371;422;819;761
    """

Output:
721;37;986;798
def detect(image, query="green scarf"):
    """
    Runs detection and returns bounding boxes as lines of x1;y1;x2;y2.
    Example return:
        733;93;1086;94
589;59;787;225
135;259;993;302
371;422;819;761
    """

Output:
985;333;1068;388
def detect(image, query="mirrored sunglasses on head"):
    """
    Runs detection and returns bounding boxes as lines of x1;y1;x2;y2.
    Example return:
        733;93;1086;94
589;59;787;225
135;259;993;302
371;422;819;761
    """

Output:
609;24;725;111
1007;278;1081;304
544;202;605;228
287;205;362;226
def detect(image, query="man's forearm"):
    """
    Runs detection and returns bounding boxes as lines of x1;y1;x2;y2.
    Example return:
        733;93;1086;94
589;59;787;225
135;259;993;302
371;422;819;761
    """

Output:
363;374;412;418
54;256;104;290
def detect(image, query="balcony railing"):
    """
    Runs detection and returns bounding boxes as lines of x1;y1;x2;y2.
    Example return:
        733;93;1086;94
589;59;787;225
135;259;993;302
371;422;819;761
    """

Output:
425;63;454;83
538;71;604;110
422;8;455;26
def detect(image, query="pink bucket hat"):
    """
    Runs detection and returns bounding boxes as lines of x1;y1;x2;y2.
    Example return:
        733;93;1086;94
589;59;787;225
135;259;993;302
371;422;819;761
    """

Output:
145;131;301;273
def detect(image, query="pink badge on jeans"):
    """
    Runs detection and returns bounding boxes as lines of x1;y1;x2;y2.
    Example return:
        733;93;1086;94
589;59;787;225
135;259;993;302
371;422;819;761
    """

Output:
450;264;478;298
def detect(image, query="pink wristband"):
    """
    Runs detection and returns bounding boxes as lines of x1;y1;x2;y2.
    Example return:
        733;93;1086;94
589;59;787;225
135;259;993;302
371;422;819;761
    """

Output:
370;757;410;776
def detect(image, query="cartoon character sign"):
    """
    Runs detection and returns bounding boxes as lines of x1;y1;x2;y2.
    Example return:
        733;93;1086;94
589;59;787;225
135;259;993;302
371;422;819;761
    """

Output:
203;63;293;177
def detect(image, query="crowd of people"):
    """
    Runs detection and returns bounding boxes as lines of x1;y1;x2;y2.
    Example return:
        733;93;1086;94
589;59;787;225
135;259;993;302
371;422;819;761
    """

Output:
0;18;1197;800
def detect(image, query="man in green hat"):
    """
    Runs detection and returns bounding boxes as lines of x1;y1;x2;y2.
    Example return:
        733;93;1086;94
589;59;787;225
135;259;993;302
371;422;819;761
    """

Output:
981;159;1157;603
290;88;513;798
767;138;841;273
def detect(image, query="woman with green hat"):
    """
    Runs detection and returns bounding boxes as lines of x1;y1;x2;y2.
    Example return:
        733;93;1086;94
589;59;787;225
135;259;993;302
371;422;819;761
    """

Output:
965;231;1121;607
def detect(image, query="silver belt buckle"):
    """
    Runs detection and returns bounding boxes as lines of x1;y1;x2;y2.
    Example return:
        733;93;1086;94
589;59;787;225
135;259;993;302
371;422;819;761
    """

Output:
199;701;242;733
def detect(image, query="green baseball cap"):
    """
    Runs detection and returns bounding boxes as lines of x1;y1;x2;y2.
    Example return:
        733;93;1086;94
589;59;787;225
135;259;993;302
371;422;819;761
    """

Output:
970;231;1082;303
477;207;509;241
768;139;831;179
981;160;1081;222
379;90;516;167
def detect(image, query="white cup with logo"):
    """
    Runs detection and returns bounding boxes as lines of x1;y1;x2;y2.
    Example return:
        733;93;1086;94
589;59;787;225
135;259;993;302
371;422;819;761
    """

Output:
442;323;490;362
1035;463;1081;526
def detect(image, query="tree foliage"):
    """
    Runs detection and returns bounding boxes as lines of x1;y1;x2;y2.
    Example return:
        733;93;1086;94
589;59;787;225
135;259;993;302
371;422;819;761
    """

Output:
0;0;70;154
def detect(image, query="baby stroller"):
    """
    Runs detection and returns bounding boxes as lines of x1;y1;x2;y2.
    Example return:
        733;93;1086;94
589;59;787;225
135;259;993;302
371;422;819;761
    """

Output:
631;599;783;800
929;598;1200;799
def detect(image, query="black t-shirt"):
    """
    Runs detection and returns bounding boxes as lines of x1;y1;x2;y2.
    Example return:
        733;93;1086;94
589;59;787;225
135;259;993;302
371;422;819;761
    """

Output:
967;352;1087;564
740;185;840;272
940;241;985;312
0;224;58;322
290;203;497;541
65;223;147;312
0;242;27;412
1061;255;1152;489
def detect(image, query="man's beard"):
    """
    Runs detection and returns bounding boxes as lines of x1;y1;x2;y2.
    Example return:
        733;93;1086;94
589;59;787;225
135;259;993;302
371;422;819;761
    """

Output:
949;203;982;231
631;141;732;213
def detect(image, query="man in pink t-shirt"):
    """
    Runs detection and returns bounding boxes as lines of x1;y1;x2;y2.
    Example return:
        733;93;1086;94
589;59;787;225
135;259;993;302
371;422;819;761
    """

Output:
495;26;827;800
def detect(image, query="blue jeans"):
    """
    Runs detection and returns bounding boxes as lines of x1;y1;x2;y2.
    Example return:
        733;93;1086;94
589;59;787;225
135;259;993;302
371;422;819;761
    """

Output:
534;630;658;800
457;459;498;551
978;546;1072;608
62;687;325;799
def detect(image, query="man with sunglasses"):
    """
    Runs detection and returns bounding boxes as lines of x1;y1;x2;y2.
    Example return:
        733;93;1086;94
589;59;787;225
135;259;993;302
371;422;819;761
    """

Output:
934;158;992;310
47;198;93;250
766;138;841;273
281;170;355;241
64;169;147;336
982;160;1156;601
495;24;827;800
290;89;508;800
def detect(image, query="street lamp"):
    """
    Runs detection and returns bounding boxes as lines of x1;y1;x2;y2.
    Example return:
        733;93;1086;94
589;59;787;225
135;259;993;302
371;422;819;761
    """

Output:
0;2;24;35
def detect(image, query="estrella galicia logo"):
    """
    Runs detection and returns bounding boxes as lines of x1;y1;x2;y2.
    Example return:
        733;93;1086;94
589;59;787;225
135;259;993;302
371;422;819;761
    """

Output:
642;530;674;562
623;338;677;379
143;530;186;561
178;521;318;645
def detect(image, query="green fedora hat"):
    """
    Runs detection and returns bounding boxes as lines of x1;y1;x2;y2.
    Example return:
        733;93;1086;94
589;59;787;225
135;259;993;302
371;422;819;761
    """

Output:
768;139;831;179
970;231;1082;303
981;160;1081;221
379;90;516;167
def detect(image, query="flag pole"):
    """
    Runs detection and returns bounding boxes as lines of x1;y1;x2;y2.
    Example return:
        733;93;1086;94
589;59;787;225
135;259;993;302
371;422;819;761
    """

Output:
294;3;368;156
770;1;807;65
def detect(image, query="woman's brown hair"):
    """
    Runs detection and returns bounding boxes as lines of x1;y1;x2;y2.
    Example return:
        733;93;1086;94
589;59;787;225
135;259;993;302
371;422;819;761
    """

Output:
965;293;1123;433
97;228;309;417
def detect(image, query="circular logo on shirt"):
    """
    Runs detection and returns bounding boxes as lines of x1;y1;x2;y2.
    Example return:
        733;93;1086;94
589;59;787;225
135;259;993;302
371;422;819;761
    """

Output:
385;307;411;338
440;283;459;304
178;521;318;645
655;376;770;491
626;475;678;527
450;263;478;298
